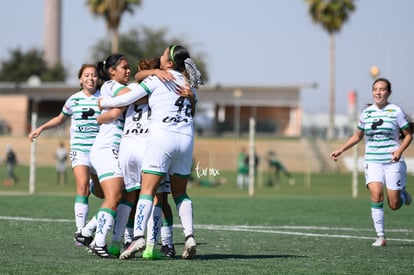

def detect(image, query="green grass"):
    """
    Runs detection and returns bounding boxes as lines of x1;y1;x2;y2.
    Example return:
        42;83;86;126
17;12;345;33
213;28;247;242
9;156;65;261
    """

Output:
0;167;414;274
1;165;371;197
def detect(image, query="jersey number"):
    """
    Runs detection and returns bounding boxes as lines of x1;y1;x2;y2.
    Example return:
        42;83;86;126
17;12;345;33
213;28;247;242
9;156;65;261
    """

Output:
175;96;192;117
132;105;151;122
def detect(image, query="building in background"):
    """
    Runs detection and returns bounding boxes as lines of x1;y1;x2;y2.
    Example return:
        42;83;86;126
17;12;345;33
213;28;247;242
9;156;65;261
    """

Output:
0;83;307;137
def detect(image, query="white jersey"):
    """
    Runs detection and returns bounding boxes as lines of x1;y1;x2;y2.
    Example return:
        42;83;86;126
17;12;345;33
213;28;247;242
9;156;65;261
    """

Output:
120;83;175;190
100;70;196;137
119;89;151;190
358;103;410;163
92;80;126;150
122;83;151;138
99;71;196;176
61;90;101;153
143;70;195;136
119;83;150;190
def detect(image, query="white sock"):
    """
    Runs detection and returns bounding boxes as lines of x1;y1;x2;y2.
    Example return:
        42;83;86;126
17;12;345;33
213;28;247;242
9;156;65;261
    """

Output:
133;196;154;237
400;191;408;205
371;205;385;237
81;215;98;237
94;208;116;247
124;217;134;243
112;202;132;243
74;195;89;231
146;204;163;246
161;224;173;247
176;198;194;237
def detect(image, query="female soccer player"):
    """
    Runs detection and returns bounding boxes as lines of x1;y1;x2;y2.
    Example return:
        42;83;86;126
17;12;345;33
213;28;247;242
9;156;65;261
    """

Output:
99;45;202;259
74;54;134;258
330;78;412;247
28;64;103;243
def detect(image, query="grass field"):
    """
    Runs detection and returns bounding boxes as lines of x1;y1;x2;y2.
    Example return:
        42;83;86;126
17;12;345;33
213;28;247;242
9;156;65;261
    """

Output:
1;167;414;274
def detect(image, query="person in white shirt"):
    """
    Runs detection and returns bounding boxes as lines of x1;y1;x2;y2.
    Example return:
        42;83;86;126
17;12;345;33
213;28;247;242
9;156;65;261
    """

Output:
75;54;133;258
99;45;202;260
28;64;103;244
55;141;68;185
330;78;412;247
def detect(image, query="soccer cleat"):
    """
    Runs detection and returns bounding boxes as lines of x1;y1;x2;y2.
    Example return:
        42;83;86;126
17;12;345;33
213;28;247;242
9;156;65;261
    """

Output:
182;235;197;260
402;189;412;206
74;231;93;247
85;240;95;254
161;244;176;258
142;247;163;260
119;236;146;260
123;241;131;251
74;229;85;246
89;244;116;259
372;236;386;247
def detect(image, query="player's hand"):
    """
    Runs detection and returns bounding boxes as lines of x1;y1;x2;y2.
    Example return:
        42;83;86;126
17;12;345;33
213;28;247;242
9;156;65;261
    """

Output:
154;69;175;82
330;150;342;161
391;150;402;162
97;98;103;110
28;129;41;142
177;83;193;98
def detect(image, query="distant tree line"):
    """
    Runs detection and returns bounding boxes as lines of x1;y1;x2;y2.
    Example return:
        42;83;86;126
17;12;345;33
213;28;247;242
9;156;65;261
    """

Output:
0;26;208;84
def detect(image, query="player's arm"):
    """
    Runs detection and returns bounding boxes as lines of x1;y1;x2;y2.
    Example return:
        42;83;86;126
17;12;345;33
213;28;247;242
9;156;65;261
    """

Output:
135;69;175;83
97;107;126;124
330;129;364;161
28;113;69;141
100;85;149;109
393;125;413;162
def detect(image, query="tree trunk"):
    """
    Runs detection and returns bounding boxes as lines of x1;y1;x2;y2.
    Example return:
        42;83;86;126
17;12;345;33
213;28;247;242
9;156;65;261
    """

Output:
111;28;119;53
327;33;336;140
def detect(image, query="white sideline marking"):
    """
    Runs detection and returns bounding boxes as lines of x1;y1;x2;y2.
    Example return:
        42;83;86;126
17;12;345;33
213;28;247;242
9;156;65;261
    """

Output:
0;216;72;223
190;224;414;243
213;225;413;233
1;215;413;243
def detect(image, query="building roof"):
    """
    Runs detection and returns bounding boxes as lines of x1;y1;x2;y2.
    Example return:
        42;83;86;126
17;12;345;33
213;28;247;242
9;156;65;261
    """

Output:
0;82;308;108
198;85;301;107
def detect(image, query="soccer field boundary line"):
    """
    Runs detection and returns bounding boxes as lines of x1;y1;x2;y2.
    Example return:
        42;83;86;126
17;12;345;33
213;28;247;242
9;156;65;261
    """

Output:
0;215;73;223
218;224;413;233
1;215;413;243
190;224;414;243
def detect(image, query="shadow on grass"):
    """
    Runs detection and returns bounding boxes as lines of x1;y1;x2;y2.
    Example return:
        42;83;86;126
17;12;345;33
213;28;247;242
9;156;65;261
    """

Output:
171;242;308;260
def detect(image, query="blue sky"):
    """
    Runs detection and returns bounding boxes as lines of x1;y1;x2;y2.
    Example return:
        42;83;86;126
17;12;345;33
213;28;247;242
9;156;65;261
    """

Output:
2;0;414;115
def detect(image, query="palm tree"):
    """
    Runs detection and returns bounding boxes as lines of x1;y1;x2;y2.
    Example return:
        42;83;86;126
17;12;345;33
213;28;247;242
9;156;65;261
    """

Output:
87;0;142;53
306;0;355;139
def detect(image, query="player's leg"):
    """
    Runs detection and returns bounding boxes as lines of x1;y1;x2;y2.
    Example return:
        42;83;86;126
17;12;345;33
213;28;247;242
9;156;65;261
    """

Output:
108;192;134;257
160;191;175;257
72;164;91;243
385;161;411;209
142;192;164;259
171;175;196;259
120;173;162;260
366;163;386;246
